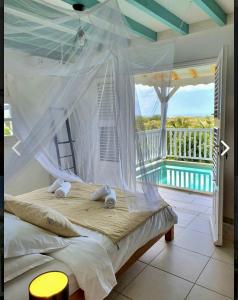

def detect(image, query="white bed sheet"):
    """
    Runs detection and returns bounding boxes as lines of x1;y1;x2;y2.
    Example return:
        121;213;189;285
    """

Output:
5;205;177;300
69;205;177;272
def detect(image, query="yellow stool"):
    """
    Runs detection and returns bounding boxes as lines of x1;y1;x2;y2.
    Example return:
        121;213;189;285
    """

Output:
29;271;69;300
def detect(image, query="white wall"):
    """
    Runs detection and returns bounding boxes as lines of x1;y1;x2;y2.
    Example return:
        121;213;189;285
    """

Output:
4;138;50;195
160;24;234;221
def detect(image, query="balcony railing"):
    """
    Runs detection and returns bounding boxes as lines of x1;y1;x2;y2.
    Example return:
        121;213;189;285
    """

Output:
137;128;213;164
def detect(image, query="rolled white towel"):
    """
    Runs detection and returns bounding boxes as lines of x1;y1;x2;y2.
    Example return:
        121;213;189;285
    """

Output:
105;189;116;209
91;185;111;201
48;178;64;193
55;182;71;198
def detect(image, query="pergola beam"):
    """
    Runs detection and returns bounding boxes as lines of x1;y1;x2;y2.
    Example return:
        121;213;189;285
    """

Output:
126;0;189;35
62;0;157;41
193;0;227;26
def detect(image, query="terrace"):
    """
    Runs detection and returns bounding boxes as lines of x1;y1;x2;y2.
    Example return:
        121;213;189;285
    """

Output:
135;64;214;194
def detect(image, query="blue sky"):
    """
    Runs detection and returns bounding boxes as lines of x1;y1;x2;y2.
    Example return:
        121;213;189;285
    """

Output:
136;83;214;117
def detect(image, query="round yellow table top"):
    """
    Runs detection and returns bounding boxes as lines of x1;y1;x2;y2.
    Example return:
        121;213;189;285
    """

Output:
29;271;68;298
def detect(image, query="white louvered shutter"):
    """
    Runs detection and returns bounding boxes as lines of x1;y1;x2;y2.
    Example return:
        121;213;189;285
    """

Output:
97;81;119;162
211;47;227;246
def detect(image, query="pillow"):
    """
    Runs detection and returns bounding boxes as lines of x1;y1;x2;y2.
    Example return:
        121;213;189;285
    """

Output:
4;193;17;214
5;199;80;237
4;213;70;258
4;194;17;201
4;254;54;283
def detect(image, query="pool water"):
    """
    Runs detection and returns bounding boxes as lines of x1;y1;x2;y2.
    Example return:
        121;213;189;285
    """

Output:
137;161;213;193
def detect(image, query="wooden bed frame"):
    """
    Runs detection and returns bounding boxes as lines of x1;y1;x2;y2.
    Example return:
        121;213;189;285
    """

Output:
70;225;174;300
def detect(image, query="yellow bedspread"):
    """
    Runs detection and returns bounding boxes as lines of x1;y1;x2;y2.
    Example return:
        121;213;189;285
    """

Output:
11;182;169;242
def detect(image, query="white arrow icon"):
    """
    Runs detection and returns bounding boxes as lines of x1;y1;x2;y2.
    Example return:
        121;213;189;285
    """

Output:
220;140;230;157
12;140;21;156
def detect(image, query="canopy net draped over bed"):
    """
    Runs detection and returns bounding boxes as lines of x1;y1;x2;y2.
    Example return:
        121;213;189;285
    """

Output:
4;0;175;212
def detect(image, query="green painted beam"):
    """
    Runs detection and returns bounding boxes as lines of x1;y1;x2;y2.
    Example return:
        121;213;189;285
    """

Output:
126;0;189;35
193;0;227;26
125;16;157;41
62;0;157;41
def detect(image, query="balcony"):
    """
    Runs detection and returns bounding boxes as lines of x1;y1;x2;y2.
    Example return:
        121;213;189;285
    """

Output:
137;127;213;164
136;128;213;194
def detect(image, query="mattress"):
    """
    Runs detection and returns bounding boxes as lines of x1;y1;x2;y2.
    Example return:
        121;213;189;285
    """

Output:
13;182;169;243
5;205;177;300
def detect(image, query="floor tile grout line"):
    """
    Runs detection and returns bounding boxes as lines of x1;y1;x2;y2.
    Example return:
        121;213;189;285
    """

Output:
175;207;210;214
185;227;213;236
182;214;202;228
211;256;234;265
172;207;201;216
139;244;170;265
176;218;197;228
184;283;196;300
138;247;166;265
155;241;212;259
147;264;198;285
139;239;215;290
168;200;210;207
173;224;214;242
186;216;213;236
175;210;201;219
138;259;151;266
171;200;210;209
117;262;147;296
185;246;231;300
119;259;196;299
195;283;233;299
139;235;213;261
138;240;233;297
170;242;213;257
117;262;233;300
193;256;233;299
116;291;132;300
184;255;213;300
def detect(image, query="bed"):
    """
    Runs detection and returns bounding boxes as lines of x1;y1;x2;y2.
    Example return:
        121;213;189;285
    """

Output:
4;183;177;300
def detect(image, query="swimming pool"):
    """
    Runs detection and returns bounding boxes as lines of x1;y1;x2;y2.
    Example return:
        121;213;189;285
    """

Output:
137;160;213;193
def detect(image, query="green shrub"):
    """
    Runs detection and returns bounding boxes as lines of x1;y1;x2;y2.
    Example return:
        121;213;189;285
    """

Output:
136;115;214;130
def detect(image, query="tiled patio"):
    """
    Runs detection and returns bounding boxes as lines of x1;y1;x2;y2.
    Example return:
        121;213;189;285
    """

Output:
106;187;234;300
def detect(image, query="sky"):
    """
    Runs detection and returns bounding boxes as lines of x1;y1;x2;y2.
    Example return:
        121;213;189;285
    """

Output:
136;83;214;117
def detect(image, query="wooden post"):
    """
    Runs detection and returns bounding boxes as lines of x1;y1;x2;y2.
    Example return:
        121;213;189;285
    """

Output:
165;226;174;242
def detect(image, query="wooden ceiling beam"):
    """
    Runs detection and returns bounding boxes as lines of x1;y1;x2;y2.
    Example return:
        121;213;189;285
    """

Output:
126;0;189;35
193;0;227;26
63;0;157;41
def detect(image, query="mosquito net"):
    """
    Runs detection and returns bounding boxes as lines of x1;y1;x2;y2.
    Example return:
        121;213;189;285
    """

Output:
4;0;175;212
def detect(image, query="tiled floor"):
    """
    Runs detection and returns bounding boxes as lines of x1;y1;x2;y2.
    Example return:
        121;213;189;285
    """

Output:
105;188;234;300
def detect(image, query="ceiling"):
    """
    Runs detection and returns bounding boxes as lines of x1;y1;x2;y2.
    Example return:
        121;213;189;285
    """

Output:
5;0;234;58
53;0;234;40
119;0;217;32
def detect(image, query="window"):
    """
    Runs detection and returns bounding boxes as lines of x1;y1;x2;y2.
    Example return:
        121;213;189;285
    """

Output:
97;81;116;121
4;103;13;137
97;81;119;162
100;126;119;162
